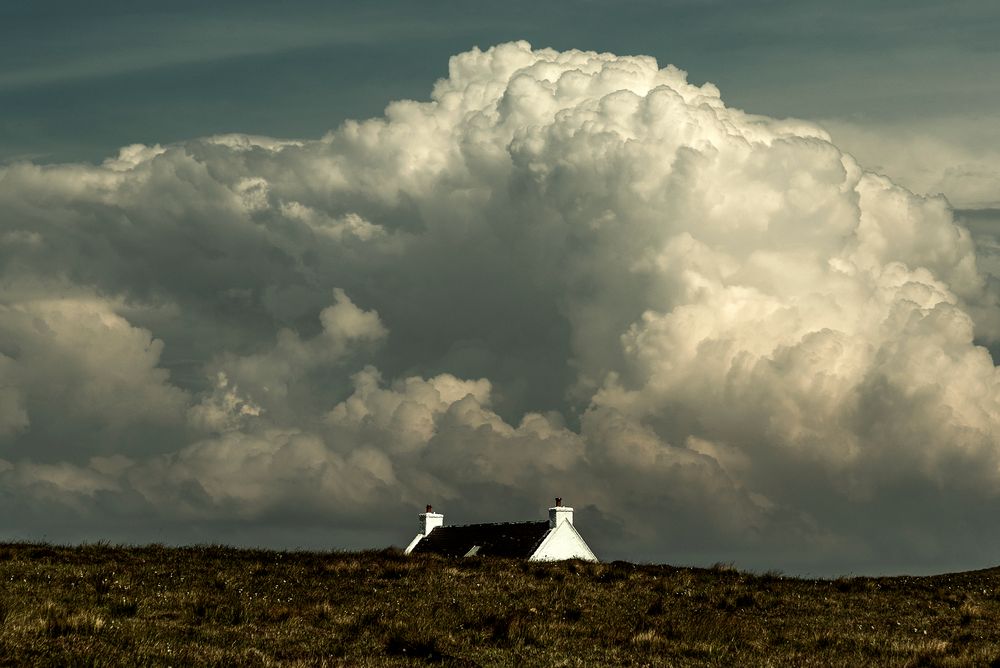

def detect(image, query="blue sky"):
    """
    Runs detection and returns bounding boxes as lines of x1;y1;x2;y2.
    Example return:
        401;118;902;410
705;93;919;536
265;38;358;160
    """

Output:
4;1;998;173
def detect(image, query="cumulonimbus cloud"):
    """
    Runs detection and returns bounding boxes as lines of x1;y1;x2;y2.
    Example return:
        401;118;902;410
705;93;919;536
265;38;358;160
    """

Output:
1;41;998;573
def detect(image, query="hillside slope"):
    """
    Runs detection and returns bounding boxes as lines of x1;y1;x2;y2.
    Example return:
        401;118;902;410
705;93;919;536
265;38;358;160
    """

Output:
1;543;999;665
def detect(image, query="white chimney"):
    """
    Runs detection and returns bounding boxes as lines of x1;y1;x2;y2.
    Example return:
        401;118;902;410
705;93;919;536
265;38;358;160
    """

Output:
419;504;443;535
548;497;573;529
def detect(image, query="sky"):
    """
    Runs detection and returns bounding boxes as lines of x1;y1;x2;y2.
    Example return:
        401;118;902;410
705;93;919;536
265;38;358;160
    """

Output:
1;1;1000;575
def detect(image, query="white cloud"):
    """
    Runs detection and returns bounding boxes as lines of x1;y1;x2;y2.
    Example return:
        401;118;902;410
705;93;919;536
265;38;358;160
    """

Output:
0;288;188;449
200;289;387;424
823;117;1000;210
0;41;998;572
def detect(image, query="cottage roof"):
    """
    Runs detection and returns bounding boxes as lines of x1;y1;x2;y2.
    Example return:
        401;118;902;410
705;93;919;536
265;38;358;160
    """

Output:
404;499;599;562
408;520;551;559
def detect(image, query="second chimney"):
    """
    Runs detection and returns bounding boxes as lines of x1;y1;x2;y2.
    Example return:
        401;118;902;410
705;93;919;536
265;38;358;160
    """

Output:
548;497;573;529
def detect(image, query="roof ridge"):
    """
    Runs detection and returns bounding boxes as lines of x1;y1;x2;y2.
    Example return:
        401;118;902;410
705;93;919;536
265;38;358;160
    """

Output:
440;520;549;529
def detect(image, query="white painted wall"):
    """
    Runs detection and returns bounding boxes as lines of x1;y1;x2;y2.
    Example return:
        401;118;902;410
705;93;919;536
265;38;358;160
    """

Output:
404;510;444;554
420;511;444;535
548;505;574;528
530;519;598;562
403;533;424;555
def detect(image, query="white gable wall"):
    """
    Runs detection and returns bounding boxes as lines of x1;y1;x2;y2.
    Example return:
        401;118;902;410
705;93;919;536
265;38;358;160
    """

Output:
404;509;444;555
529;520;598;562
403;533;424;555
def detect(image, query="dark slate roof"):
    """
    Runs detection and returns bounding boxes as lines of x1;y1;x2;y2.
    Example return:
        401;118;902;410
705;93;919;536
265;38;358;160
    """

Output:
410;521;551;558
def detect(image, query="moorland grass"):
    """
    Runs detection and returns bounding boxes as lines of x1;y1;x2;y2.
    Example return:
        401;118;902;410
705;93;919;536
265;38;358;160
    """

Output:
1;542;1000;665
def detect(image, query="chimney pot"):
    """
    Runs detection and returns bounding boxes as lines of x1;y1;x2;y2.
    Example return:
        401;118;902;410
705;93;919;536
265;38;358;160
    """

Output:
555;497;562;506
426;504;433;513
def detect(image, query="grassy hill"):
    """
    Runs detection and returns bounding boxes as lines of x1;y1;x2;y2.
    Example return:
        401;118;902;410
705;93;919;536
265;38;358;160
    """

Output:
1;543;1000;666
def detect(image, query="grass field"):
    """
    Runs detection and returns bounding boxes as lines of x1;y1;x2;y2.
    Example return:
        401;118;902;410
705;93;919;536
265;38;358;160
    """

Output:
2;542;1000;666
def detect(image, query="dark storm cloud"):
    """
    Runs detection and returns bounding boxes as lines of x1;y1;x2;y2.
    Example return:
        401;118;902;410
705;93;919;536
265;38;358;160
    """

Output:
2;41;1000;575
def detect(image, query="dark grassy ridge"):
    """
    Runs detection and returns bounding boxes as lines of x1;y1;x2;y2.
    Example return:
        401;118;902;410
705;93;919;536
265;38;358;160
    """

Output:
2;543;1000;666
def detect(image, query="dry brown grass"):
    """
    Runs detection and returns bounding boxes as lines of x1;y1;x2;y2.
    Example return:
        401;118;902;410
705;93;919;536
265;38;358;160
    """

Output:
2;543;1000;665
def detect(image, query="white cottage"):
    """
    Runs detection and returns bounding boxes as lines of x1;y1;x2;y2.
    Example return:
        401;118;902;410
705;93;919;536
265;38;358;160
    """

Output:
403;498;598;562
